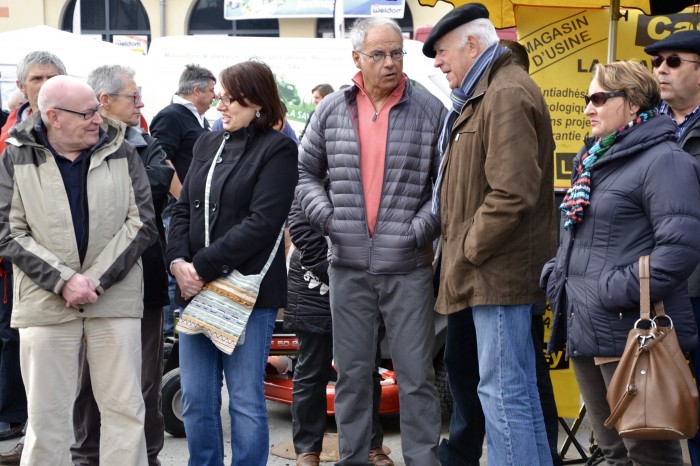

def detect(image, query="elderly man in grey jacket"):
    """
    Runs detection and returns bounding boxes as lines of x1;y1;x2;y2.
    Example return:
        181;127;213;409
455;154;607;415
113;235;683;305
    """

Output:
296;16;446;466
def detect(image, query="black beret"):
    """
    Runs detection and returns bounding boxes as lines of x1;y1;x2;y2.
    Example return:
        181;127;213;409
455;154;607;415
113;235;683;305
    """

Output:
644;30;700;56
422;3;490;58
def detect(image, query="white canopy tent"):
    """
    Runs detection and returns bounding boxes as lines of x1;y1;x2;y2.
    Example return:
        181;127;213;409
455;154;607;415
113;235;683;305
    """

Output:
0;25;146;110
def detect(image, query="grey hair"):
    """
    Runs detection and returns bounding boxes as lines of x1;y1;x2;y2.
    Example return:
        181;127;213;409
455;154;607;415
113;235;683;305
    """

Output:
87;65;136;97
16;51;67;86
455;18;500;50
176;64;216;96
350;17;403;51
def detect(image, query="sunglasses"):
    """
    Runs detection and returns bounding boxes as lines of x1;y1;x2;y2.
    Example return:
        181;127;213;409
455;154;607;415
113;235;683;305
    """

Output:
584;90;625;107
651;55;700;68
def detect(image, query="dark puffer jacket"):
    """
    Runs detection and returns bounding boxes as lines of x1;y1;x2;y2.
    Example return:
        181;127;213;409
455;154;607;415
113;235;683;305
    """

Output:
126;127;174;310
678;115;700;297
542;116;700;357
284;197;331;335
296;79;446;274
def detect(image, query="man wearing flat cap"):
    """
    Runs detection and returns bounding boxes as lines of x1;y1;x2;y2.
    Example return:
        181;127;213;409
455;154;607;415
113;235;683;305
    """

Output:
423;3;556;465
645;30;700;465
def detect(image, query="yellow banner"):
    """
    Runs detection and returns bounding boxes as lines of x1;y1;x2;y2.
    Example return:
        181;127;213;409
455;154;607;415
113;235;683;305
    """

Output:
519;6;700;416
515;6;699;189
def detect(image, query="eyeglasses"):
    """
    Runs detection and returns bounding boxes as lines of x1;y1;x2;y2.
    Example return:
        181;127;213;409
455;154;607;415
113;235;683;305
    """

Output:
215;94;234;106
54;104;103;120
357;49;406;63
583;91;625;107
651;55;700;69
110;93;142;104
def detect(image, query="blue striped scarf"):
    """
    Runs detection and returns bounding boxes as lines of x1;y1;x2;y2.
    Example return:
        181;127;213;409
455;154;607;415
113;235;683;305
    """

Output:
560;109;657;229
432;44;506;214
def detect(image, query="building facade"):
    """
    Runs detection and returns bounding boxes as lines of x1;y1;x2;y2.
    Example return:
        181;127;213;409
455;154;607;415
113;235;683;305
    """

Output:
0;0;454;43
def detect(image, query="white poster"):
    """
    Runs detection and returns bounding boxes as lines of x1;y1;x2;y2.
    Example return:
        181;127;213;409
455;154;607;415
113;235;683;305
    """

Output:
224;0;406;19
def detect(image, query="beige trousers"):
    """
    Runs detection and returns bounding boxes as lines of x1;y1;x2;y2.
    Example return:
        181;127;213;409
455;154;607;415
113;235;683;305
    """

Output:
19;317;146;466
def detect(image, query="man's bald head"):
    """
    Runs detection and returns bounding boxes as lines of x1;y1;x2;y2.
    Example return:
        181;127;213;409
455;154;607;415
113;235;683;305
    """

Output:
38;76;95;114
38;76;103;158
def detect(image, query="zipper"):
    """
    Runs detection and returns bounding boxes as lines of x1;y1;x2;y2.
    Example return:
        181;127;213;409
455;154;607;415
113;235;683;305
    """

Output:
562;226;576;360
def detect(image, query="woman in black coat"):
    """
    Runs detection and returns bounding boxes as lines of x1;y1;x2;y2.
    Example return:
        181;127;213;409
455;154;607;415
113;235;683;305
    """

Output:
541;61;700;465
166;61;298;466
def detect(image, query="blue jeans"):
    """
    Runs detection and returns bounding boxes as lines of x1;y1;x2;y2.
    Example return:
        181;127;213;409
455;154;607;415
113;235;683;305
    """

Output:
688;297;700;465
472;304;552;466
179;307;276;466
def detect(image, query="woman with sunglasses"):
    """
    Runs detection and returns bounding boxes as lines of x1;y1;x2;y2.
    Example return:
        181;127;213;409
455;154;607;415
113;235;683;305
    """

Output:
542;60;700;465
166;60;298;465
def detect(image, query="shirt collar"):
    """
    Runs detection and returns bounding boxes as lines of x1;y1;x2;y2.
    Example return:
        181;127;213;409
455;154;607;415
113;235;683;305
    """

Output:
172;94;207;128
659;101;700;139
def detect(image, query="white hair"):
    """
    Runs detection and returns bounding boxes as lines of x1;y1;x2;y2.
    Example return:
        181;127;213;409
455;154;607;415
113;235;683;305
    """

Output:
455;18;499;50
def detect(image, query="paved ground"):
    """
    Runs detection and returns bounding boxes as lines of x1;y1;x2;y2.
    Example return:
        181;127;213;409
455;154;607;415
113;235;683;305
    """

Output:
0;400;691;465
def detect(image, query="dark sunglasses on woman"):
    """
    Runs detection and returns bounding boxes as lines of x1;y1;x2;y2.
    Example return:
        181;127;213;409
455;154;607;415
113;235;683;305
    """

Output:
584;90;625;107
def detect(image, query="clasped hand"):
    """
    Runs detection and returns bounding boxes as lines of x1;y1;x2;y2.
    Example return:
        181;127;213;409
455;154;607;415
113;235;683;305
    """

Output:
172;261;204;300
62;273;99;309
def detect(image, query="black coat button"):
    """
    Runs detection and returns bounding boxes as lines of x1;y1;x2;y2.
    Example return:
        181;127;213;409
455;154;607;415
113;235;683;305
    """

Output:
193;200;201;209
222;265;230;274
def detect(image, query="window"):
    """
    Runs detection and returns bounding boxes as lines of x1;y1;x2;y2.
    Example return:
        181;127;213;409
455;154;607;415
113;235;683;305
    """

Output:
61;0;150;44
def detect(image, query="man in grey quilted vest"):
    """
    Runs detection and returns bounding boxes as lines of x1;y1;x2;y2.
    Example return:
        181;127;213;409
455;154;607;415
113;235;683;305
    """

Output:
296;16;446;466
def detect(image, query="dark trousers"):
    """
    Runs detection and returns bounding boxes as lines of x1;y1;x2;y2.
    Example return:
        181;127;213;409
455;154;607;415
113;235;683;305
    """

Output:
688;297;700;466
291;329;385;454
0;269;27;424
71;309;165;466
438;308;562;466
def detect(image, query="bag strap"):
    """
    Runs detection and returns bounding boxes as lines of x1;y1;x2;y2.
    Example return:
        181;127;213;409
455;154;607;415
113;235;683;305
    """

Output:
604;346;642;429
639;255;651;320
203;133;229;247
639;255;667;320
259;228;285;277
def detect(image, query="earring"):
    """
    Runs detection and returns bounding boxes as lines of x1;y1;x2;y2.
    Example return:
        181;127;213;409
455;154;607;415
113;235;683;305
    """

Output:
255;109;260;118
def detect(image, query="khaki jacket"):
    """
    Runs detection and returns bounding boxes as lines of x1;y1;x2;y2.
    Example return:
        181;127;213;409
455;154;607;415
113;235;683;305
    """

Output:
436;52;557;314
0;114;157;327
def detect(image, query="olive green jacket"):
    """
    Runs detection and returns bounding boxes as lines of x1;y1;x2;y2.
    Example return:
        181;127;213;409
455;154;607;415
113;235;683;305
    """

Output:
436;52;557;314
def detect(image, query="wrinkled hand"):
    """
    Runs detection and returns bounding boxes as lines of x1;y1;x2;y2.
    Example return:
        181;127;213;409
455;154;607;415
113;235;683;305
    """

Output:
172;261;204;300
63;273;98;309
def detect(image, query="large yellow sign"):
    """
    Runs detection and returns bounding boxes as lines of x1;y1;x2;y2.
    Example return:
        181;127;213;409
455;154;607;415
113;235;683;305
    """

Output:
516;6;699;189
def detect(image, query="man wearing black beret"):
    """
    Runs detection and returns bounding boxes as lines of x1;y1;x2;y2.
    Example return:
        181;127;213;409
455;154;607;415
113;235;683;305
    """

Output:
424;3;557;466
645;30;700;465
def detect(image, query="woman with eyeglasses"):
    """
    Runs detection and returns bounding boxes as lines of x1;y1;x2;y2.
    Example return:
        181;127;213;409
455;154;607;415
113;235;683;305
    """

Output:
166;60;298;465
541;60;700;465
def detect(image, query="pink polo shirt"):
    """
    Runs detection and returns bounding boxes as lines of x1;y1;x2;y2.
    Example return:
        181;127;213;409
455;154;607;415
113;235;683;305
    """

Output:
351;72;407;235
